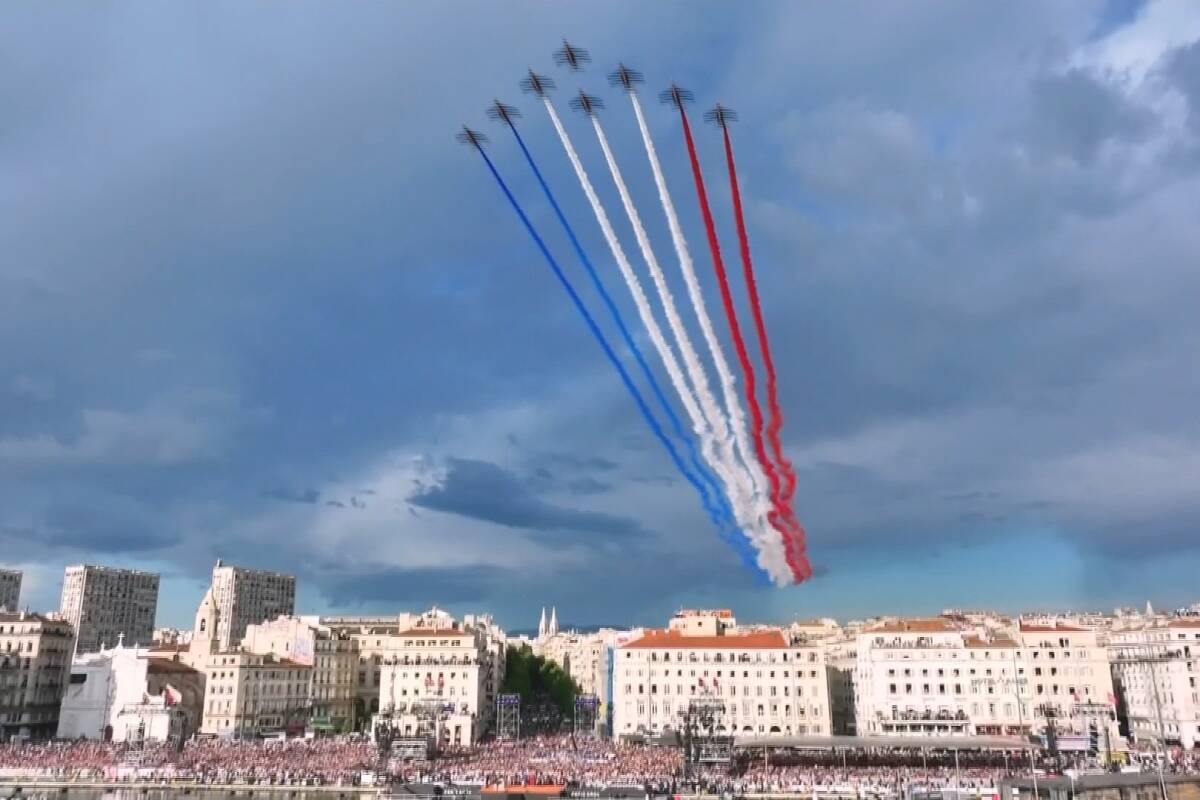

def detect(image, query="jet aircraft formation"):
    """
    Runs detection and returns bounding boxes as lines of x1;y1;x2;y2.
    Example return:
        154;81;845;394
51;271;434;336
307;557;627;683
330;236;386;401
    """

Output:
460;42;813;587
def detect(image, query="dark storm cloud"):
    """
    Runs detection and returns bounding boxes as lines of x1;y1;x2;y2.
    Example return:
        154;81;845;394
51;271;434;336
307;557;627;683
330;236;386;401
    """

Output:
1027;68;1155;161
1166;40;1200;132
261;487;320;505
316;543;762;622
40;502;181;553
408;458;643;540
321;565;499;607
2;1;1199;622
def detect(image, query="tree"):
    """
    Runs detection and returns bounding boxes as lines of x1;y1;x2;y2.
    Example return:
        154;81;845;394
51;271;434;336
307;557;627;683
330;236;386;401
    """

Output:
501;645;579;731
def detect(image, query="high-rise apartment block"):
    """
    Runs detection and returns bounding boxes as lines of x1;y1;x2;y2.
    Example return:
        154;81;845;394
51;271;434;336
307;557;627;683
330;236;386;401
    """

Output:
59;565;159;654
0;569;20;612
209;561;296;651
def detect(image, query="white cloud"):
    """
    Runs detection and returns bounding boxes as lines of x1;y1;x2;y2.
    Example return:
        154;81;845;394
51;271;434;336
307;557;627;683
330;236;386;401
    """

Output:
1077;0;1200;83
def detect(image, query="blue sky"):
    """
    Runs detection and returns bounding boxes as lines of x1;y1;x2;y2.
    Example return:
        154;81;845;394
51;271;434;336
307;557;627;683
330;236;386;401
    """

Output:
2;1;1199;630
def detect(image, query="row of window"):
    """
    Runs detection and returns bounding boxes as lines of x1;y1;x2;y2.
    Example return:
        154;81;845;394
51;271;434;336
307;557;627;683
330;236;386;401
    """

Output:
624;668;822;680
634;651;818;664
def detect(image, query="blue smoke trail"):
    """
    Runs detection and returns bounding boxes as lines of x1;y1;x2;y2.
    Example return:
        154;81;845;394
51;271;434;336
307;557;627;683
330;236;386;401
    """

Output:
490;131;765;582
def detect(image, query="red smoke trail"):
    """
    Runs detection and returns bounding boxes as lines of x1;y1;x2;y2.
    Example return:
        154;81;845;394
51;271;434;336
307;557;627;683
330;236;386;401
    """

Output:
678;107;811;583
721;124;812;580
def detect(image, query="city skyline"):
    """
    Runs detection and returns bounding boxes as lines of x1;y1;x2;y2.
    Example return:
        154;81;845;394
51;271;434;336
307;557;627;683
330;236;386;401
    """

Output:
0;559;1196;634
3;2;1200;625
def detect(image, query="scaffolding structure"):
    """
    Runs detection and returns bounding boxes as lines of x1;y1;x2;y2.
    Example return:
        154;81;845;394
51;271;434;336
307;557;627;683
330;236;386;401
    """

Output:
497;693;521;740
573;694;599;737
682;697;731;777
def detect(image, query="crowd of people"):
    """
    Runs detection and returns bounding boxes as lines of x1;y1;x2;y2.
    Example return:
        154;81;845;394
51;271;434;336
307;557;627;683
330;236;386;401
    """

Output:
3;735;1200;793
0;738;377;785
406;735;684;787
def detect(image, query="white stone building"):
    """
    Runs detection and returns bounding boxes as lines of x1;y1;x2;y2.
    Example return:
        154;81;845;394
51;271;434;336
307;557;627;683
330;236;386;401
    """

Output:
208;561;296;651
242;615;360;732
0;611;73;741
198;650;313;738
59;565;159;654
1109;618;1200;749
0;569;20;612
537;630;605;697
323;616;404;721
56;639;201;744
372;608;506;746
852;618;1118;746
611;610;830;739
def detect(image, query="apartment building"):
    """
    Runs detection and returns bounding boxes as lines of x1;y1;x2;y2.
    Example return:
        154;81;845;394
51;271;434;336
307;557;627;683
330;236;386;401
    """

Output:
199;651;312;738
0;569;20;612
242;615;360;732
853;618;1117;745
1110;619;1200;749
0;611;73;741
611;610;830;739
373;608;507;745
209;561;295;651
59;565;159;654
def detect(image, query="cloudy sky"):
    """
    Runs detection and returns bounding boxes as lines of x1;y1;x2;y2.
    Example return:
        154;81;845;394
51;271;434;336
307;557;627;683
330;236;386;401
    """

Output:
3;1;1199;630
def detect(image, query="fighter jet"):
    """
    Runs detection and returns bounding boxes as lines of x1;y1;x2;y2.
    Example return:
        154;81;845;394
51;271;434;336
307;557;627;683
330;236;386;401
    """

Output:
703;103;738;128
608;63;644;92
520;69;556;97
486;100;521;128
456;126;488;151
553;40;590;71
659;83;695;109
568;90;604;117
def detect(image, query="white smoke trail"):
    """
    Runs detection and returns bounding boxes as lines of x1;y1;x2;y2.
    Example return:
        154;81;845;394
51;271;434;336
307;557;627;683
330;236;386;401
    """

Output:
628;92;790;581
542;97;785;582
590;113;790;584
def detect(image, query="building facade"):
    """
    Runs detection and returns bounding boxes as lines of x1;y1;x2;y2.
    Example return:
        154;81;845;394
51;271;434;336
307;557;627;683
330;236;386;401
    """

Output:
56;640;202;744
242;615;360;732
537;631;605;698
0;611;73;742
611;610;831;739
372;609;506;746
0;569;20;612
59;565;159;654
209;561;296;651
853;618;1118;746
333;618;403;722
199;651;312;738
1109;619;1200;749
825;637;858;735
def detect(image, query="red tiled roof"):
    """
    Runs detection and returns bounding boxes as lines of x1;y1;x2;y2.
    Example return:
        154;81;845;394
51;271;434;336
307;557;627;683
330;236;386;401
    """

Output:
1019;622;1087;632
146;657;200;675
870;618;960;633
623;629;787;649
964;634;1018;649
1167;619;1200;628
